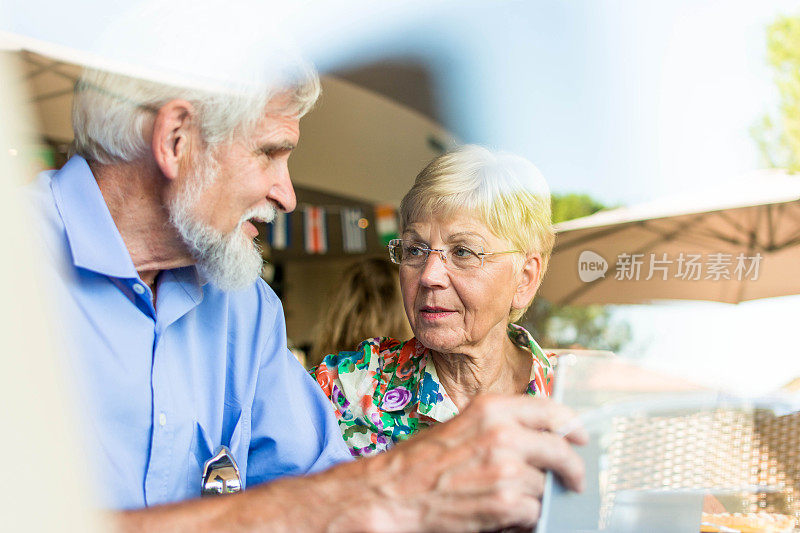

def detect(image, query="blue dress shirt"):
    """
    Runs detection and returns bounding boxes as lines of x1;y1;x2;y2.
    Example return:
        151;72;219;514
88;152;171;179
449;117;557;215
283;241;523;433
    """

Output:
26;156;351;510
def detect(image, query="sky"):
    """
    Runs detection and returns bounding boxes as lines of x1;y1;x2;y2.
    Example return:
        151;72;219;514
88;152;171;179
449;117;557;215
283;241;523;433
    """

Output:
431;0;798;207
3;0;800;394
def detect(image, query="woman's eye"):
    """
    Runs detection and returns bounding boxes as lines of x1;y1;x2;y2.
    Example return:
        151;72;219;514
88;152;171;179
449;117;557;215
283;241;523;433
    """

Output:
405;244;425;256
453;246;475;258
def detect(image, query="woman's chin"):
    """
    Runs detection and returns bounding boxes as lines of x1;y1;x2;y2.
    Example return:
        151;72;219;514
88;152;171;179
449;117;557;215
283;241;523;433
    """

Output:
416;330;464;354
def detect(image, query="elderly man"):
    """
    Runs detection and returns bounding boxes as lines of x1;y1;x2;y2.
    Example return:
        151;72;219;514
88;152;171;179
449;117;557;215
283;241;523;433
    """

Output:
28;63;586;531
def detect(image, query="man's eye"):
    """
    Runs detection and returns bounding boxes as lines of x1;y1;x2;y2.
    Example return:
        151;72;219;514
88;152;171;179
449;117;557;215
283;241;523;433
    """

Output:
259;148;291;159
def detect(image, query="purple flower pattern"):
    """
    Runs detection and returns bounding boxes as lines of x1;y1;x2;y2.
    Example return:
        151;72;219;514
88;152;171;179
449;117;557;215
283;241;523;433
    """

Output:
369;411;384;431
381;386;412;411
331;384;350;410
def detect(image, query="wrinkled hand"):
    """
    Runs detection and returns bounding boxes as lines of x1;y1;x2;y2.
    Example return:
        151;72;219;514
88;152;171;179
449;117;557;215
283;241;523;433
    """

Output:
114;395;586;533
360;395;588;532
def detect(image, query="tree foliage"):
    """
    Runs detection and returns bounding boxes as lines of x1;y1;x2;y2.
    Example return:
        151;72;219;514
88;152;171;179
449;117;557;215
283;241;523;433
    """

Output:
753;14;800;171
550;193;606;224
520;193;631;352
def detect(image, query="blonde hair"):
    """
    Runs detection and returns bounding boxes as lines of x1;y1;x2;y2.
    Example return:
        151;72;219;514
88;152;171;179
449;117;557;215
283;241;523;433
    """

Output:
399;145;554;322
310;258;410;367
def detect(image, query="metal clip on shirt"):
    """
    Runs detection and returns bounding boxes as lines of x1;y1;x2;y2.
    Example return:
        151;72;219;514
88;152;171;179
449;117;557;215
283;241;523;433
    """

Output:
201;445;242;496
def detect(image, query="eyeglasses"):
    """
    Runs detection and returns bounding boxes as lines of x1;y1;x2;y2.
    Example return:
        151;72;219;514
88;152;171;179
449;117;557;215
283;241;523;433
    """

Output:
387;238;521;270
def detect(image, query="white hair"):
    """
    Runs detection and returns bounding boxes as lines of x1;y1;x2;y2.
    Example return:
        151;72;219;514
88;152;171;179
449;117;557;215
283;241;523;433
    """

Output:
167;149;276;291
72;64;320;165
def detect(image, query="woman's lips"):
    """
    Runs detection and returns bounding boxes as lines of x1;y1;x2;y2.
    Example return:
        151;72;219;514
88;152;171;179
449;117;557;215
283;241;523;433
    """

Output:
419;306;455;320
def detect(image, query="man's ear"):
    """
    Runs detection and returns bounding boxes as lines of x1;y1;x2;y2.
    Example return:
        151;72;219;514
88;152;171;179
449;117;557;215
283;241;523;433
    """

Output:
512;253;543;311
151;99;197;181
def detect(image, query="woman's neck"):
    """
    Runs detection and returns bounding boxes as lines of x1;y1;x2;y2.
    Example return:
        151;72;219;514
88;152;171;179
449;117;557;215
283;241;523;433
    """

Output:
431;328;532;412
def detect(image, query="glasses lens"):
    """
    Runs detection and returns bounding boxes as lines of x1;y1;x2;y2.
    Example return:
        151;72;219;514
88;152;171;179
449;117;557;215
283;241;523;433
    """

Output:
402;242;428;266
449;245;482;269
388;240;402;264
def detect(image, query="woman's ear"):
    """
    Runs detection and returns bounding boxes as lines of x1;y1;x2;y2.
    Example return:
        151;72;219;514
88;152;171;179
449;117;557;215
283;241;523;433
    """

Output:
151;99;197;182
512;253;543;311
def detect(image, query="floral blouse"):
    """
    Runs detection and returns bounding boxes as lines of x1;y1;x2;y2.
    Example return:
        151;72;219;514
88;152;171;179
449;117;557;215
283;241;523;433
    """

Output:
311;323;553;457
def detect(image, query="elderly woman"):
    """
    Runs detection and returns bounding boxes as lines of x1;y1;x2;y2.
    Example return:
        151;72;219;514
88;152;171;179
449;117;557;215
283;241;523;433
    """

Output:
312;145;555;457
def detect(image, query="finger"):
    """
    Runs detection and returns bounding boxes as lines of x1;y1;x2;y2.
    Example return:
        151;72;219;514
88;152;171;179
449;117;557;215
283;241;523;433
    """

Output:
515;397;588;446
493;494;541;530
457;490;542;531
439;453;548;499
523;463;548;499
421;461;550;531
463;396;587;491
556;414;590;445
472;424;585;494
475;395;589;446
492;454;548;499
520;430;586;493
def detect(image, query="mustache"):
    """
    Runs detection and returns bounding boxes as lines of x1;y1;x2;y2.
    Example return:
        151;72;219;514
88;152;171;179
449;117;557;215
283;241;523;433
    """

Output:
238;204;277;228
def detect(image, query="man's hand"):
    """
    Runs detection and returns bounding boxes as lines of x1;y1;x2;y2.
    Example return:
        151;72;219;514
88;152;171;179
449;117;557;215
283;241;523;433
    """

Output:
353;395;588;532
116;396;586;532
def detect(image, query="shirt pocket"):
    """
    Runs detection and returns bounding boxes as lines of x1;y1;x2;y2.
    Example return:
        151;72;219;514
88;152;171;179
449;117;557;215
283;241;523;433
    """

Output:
187;408;252;495
187;421;214;497
228;407;251;484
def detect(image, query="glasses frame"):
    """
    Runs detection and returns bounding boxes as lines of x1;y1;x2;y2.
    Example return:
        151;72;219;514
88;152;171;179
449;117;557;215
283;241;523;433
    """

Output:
387;238;521;270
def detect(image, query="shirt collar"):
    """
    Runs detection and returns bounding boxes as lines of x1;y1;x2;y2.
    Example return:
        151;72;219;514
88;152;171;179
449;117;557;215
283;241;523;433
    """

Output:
416;354;459;422
51;156;139;279
507;323;553;373
50;155;207;288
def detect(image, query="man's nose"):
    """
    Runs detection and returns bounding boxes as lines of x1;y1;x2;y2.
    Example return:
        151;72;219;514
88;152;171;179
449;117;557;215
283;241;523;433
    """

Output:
268;162;297;213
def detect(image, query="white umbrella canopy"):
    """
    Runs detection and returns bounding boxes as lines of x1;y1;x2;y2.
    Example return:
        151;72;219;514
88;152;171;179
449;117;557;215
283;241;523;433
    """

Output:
539;169;800;305
4;47;77;142
0;33;455;205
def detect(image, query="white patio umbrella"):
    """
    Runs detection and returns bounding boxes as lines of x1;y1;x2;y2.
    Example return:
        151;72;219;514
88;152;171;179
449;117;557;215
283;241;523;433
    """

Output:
0;33;456;205
538;169;800;305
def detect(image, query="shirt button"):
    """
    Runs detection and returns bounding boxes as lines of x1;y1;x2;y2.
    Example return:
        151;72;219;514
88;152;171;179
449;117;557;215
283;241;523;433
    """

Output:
133;283;146;295
158;413;167;427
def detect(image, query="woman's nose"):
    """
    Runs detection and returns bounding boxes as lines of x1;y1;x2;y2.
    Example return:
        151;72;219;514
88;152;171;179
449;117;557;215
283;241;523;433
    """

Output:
418;250;449;287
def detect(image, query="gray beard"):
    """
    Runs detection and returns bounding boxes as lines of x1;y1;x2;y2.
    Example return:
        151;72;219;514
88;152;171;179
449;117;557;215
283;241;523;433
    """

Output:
167;153;274;291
